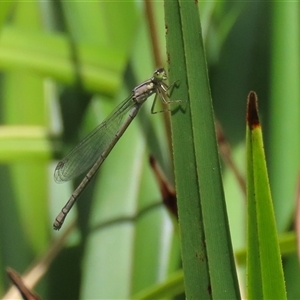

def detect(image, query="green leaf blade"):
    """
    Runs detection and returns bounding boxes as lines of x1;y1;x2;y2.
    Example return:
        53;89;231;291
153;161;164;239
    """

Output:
246;92;286;299
165;1;240;299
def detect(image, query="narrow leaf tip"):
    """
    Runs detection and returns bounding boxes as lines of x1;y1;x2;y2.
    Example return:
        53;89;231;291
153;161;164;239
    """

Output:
246;91;260;129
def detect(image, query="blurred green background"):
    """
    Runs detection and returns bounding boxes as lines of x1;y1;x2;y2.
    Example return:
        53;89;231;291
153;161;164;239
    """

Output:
0;1;299;299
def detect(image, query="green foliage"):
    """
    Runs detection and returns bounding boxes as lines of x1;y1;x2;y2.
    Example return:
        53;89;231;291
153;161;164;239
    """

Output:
0;1;299;299
246;92;286;299
165;1;239;299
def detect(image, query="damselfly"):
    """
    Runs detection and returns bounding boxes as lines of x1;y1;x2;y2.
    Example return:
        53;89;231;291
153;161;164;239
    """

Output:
53;68;179;230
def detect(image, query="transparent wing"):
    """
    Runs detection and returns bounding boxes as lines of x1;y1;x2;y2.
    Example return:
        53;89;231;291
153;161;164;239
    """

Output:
54;94;135;183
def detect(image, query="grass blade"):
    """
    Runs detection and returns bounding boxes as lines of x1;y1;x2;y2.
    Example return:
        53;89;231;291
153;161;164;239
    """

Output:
246;91;286;299
165;1;240;298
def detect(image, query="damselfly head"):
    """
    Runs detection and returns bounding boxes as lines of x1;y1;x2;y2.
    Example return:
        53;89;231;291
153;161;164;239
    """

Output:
153;68;167;82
